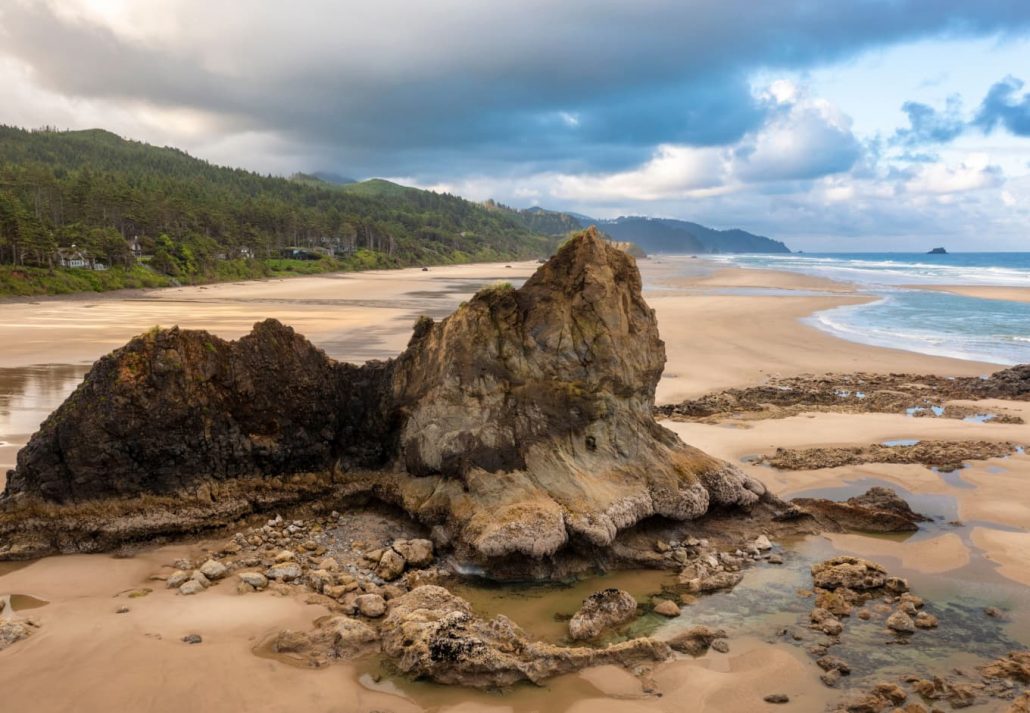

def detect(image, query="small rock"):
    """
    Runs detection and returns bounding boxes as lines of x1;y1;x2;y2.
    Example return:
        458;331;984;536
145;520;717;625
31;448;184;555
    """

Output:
199;559;228;581
356;593;387;618
179;580;204;596
190;570;211;588
266;562;303;581
272;630;310;653
182;633;202;644
116;606;130;614
753;535;773;551
666;625;727;656
914;612;939;629
376;549;407;581
393;539;434;567
768;553;784;565
318;557;339;572
568;588;639;640
886;610;916;634
711;639;730;653
274;550;296;563
166;570;190;589
985;606;1004;618
763;694;790;704
820;668;842;688
816;655;851;674
238;572;268;589
331;617;380;658
653;600;680;617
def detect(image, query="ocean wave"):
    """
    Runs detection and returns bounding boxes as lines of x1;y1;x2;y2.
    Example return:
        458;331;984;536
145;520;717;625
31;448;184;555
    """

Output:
807;298;1027;365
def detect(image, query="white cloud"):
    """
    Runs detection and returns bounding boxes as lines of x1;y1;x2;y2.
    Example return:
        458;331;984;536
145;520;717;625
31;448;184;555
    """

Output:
904;153;1003;194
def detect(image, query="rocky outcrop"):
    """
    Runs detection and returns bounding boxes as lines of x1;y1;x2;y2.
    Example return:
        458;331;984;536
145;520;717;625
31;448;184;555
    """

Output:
1;228;771;563
761;441;1018;473
378;585;669;687
792;487;930;533
658;369;1030;422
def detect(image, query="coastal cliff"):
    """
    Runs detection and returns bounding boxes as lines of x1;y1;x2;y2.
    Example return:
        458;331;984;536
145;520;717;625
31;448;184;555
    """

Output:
0;228;770;562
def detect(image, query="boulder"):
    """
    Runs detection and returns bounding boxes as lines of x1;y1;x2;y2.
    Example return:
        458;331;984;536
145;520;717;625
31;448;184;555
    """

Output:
378;585;669;687
568;588;638;640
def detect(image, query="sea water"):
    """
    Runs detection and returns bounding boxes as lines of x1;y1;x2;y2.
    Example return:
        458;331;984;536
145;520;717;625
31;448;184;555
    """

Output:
703;253;1030;365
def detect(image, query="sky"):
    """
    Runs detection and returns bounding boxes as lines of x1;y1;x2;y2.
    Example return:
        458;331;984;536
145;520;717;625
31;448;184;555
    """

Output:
1;1;1029;250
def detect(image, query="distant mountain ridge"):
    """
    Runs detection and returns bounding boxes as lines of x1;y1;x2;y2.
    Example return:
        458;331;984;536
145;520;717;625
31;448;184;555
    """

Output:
476;201;786;254
594;216;790;254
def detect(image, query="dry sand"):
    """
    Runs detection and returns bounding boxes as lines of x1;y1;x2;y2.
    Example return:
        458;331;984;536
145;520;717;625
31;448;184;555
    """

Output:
2;256;1029;711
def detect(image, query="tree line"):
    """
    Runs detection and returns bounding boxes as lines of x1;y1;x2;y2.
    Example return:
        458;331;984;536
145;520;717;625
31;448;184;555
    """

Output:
0;126;552;278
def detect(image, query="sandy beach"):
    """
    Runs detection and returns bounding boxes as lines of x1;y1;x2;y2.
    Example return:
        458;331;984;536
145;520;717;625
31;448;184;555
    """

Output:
2;256;1029;712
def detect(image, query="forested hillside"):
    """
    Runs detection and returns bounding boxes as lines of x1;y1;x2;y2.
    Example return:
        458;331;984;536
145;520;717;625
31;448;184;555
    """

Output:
0;126;554;295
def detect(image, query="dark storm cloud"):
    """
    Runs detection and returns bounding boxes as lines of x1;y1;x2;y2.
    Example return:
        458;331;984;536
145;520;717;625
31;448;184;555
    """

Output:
892;97;966;146
2;0;1030;178
974;76;1030;136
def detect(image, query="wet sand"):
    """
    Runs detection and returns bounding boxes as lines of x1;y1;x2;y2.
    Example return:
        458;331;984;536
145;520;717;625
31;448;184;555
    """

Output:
911;284;1030;304
2;257;1030;711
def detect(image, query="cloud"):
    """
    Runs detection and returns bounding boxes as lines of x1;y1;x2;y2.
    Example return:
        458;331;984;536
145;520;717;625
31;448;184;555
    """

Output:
549;87;863;200
974;76;1030;136
2;0;1030;179
734;95;862;181
893;96;965;146
903;153;1004;194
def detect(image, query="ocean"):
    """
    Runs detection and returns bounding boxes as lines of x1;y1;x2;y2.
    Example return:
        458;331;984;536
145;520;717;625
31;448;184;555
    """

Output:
704;253;1030;366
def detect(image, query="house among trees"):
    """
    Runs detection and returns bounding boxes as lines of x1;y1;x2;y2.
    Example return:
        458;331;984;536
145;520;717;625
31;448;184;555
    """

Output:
127;235;143;260
57;246;107;271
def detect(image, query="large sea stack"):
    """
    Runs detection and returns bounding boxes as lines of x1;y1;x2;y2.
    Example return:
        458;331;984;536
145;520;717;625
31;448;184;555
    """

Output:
0;228;770;565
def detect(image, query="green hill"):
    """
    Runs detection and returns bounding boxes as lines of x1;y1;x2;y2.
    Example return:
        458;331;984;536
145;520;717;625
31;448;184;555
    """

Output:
0;126;555;296
481;199;586;236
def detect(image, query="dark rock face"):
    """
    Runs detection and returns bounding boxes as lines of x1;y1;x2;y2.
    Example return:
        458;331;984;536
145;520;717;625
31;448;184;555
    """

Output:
5;319;366;503
1;228;771;561
793;487;929;533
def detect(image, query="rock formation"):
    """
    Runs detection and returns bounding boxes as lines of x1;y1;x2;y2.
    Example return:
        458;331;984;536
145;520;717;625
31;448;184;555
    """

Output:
658;368;1030;422
0;228;770;563
378;585;669;687
792;487;930;533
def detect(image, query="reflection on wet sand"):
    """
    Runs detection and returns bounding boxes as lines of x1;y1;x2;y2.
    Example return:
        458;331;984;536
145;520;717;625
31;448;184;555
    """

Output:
0;364;90;482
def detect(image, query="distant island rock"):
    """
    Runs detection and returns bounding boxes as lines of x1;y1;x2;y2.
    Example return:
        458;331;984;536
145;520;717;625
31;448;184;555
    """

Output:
927;247;948;254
